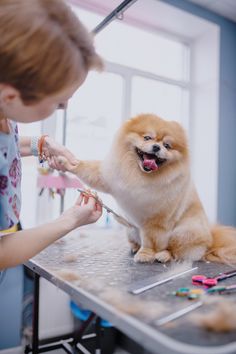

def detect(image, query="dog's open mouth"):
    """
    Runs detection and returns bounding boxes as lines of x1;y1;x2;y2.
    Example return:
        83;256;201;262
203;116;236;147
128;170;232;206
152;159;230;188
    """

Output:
136;148;166;172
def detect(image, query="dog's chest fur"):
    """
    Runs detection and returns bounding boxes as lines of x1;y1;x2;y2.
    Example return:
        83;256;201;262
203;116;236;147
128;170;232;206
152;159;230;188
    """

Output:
111;184;162;226
103;169;191;228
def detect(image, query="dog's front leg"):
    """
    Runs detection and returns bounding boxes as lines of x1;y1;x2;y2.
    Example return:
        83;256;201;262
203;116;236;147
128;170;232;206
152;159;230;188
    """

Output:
134;229;156;263
60;158;110;194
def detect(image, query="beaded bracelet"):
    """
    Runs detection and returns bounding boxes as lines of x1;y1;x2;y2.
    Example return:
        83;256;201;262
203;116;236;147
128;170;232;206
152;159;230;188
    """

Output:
30;136;39;156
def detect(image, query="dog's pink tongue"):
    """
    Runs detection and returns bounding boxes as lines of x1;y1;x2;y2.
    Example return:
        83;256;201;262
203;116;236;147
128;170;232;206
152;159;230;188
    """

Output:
143;158;158;171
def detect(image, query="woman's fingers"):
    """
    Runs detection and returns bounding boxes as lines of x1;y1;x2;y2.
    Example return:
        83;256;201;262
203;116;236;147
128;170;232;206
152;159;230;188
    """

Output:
76;192;98;209
85;194;97;208
83;194;102;213
96;201;103;212
76;194;83;206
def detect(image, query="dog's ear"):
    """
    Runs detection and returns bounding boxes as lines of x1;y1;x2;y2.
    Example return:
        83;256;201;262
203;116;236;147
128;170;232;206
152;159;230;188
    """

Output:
167;121;189;154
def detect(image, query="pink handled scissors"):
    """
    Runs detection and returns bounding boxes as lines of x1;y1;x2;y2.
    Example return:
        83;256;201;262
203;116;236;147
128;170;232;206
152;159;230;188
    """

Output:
192;269;236;287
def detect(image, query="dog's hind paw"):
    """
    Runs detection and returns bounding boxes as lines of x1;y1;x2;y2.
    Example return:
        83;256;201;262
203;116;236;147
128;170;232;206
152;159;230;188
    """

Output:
134;248;156;263
155;250;172;263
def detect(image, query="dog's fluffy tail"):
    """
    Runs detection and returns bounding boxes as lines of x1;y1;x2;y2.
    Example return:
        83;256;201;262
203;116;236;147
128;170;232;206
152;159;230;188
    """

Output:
205;225;236;264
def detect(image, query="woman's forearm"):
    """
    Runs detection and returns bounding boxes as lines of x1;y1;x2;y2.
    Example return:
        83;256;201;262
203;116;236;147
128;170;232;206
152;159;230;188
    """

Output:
0;217;72;270
0;191;102;270
19;136;32;157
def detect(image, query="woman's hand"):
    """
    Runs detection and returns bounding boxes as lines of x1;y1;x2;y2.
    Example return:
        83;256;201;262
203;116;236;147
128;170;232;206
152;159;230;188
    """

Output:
59;192;103;230
43;136;79;172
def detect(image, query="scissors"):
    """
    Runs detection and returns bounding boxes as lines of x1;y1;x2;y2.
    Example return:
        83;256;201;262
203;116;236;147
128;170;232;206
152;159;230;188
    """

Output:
207;284;236;294
77;188;135;228
192;269;236;287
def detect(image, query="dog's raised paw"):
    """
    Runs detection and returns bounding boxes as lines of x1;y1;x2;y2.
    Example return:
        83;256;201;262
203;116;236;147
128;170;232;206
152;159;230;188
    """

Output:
155;250;172;263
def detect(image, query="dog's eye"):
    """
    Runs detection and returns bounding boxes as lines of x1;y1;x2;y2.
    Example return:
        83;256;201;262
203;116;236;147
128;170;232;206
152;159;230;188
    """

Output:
144;136;152;141
163;142;171;149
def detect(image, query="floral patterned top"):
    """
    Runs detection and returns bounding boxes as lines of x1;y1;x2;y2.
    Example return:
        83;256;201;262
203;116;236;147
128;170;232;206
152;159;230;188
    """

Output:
0;120;21;230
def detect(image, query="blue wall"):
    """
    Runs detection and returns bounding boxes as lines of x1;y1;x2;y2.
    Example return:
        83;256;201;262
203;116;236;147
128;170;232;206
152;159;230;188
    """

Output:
161;0;236;226
0;266;23;349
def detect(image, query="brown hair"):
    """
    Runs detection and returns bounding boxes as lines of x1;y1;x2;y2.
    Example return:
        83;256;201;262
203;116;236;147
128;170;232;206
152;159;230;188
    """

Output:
0;0;103;104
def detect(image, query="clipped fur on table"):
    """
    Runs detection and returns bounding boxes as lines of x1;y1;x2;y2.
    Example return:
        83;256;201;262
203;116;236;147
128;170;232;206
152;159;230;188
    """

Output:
54;269;81;282
63;253;79;262
52;262;195;320
52;271;165;319
191;298;236;332
99;288;165;319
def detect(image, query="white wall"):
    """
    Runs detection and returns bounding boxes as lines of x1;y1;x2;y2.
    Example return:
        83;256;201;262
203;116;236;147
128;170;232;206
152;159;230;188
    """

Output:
190;26;220;222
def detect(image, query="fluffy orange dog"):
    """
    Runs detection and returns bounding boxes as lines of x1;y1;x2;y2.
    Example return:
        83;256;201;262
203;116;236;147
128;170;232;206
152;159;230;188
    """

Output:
64;114;236;264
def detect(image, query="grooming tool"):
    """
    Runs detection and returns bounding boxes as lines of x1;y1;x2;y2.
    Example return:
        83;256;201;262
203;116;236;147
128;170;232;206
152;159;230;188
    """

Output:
173;283;236;301
192;269;236;287
129;266;198;295
155;301;203;326
173;287;205;300
77;188;135;228
173;287;190;297
207;284;236;294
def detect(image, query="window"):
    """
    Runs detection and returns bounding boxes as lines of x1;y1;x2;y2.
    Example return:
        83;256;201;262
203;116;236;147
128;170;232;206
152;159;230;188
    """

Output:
70;6;190;124
65;71;123;159
96;20;189;82
131;76;189;124
63;71;124;226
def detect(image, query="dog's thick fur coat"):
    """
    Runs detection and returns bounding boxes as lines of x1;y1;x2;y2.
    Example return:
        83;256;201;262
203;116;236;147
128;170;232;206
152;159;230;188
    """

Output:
64;114;236;264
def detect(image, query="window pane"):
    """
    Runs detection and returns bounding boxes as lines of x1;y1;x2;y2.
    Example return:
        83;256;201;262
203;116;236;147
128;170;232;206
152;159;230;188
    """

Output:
71;6;189;81
65;71;123;159
64;71;123;227
131;76;189;125
96;22;188;81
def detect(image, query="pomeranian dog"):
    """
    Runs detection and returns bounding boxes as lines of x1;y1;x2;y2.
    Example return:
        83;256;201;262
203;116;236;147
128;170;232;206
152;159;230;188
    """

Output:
62;114;236;264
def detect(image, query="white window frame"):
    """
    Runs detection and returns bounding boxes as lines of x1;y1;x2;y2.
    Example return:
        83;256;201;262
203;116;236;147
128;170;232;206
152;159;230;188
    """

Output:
105;59;190;128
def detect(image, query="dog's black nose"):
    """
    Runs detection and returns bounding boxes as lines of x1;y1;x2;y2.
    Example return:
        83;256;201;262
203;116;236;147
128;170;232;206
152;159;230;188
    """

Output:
152;144;160;153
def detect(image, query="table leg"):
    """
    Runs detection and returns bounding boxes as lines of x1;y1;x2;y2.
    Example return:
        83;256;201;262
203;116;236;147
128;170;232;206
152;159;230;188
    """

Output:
95;317;102;354
32;273;40;354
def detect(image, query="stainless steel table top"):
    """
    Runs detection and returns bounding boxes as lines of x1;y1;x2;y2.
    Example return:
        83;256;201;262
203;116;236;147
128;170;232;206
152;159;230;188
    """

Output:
25;228;236;354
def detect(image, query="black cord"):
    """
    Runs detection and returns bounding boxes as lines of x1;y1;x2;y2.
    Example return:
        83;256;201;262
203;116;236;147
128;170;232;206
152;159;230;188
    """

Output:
92;0;138;35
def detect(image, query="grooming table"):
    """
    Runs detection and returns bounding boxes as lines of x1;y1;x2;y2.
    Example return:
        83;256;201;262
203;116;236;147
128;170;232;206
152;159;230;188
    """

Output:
24;229;236;354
